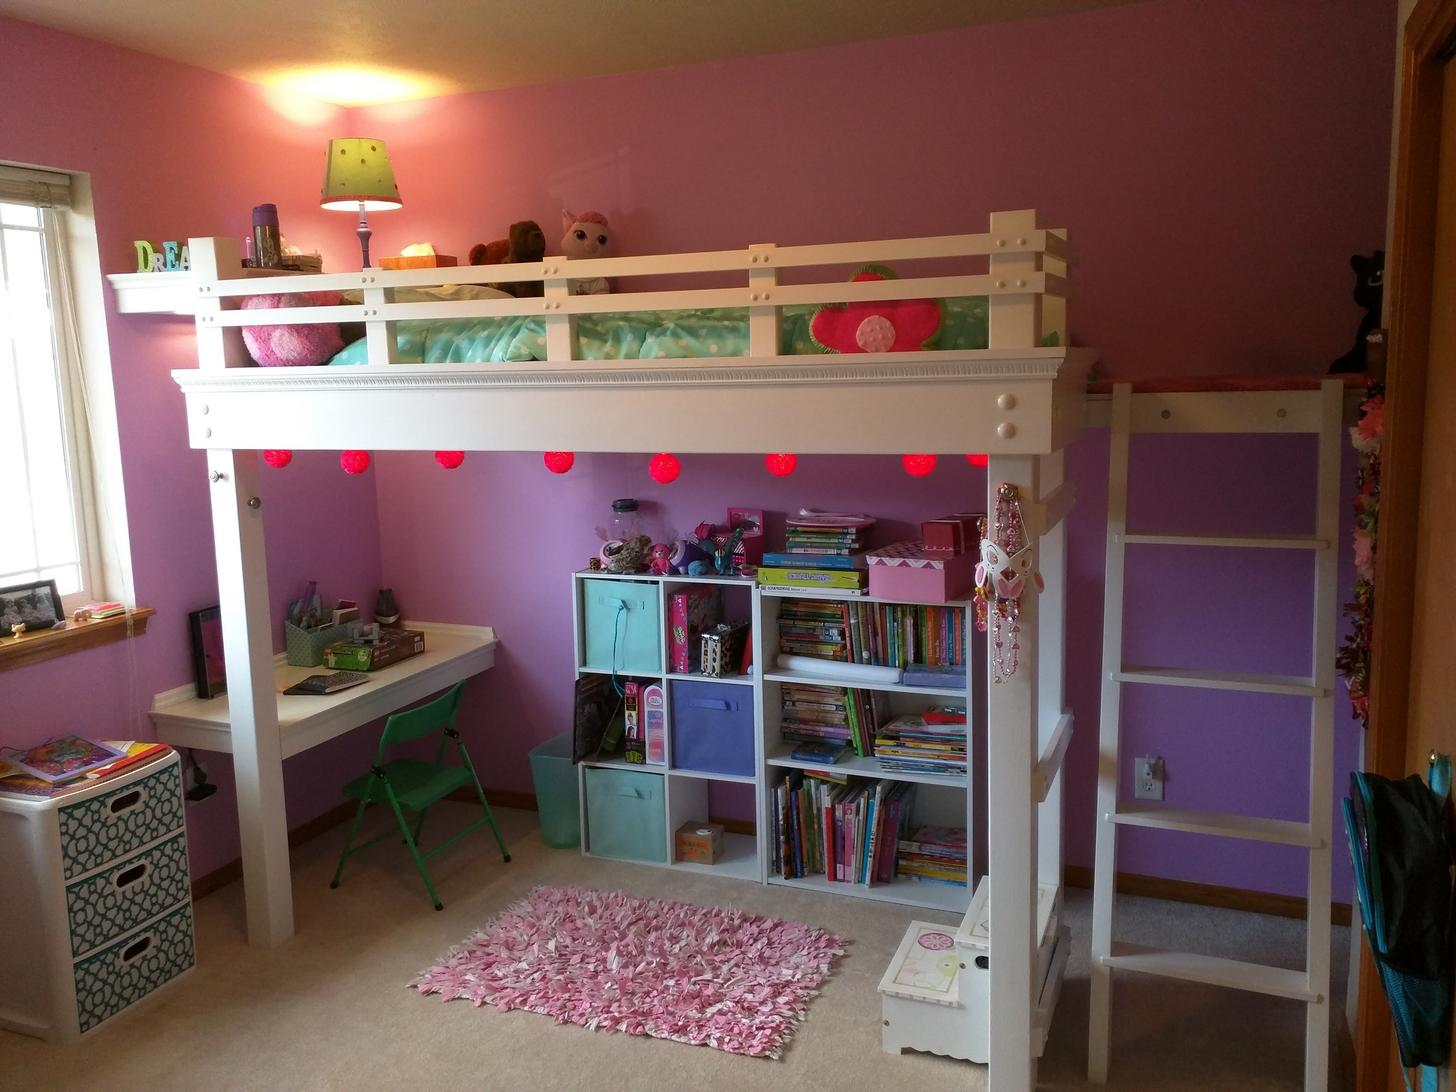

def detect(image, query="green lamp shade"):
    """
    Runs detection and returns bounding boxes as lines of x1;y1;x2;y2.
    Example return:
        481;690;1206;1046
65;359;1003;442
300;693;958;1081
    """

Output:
320;138;402;211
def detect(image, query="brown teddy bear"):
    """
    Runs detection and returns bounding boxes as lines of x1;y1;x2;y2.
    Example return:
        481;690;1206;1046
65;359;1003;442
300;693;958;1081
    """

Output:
468;220;545;297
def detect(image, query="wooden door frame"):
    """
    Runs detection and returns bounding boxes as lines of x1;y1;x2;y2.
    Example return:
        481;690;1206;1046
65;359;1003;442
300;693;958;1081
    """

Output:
1359;0;1456;1088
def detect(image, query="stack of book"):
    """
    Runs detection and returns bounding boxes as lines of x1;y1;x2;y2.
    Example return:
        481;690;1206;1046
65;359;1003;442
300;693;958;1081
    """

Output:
896;824;969;887
771;771;918;885
0;736;168;798
776;599;850;660
874;708;969;778
757;511;876;595
780;682;885;757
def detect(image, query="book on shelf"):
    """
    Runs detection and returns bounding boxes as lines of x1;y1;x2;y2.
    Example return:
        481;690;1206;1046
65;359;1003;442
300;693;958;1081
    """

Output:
874;709;969;777
756;567;867;591
896;823;969;887
788;741;852;765
761;551;868;570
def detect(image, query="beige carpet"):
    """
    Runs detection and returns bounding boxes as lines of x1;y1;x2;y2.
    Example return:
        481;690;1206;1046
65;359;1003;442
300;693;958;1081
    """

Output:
2;804;1351;1091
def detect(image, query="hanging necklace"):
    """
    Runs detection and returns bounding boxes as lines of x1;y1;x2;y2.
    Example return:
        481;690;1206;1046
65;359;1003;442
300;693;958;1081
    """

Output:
975;483;1039;682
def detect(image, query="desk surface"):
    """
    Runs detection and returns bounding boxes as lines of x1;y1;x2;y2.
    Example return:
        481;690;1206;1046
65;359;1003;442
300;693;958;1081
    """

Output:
149;622;497;759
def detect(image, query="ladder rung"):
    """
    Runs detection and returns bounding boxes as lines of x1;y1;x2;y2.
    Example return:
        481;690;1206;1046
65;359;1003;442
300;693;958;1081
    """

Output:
1108;803;1322;847
1117;666;1329;697
1102;943;1316;1001
1121;532;1328;550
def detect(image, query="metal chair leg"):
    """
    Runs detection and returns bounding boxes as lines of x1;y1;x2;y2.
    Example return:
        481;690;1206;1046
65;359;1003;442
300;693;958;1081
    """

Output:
384;785;445;910
330;789;373;889
459;742;510;863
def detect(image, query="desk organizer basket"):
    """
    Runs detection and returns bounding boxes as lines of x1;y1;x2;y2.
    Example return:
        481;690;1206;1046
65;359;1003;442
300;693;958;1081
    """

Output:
285;622;346;667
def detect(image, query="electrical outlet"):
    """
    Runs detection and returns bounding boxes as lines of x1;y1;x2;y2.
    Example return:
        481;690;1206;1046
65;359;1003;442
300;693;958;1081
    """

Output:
1134;755;1164;801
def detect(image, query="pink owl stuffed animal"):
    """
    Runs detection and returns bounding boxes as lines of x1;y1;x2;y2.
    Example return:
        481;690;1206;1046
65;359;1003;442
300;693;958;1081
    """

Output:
560;210;612;295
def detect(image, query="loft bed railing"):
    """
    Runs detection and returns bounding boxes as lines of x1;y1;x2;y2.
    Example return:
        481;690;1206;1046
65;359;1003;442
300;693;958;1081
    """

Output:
103;209;1095;456
183;207;1068;366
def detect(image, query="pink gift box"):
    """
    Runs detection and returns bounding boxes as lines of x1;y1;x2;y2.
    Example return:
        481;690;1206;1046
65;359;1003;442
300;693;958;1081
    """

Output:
920;512;982;555
866;541;976;603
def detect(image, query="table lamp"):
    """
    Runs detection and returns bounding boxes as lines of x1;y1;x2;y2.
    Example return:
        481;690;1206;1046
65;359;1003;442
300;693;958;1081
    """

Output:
320;137;402;269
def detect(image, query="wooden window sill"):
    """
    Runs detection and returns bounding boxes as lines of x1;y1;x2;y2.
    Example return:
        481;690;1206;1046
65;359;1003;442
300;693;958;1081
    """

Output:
0;608;155;671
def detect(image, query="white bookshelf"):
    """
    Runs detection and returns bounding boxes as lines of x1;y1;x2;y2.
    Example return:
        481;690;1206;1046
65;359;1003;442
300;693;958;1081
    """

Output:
567;570;975;913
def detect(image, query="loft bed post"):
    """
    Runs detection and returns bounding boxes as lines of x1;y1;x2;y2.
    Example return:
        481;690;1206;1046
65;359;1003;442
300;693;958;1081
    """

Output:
543;263;577;360
984;453;1043;1092
362;269;399;365
191;237;294;945
983;208;1046;1092
747;242;779;356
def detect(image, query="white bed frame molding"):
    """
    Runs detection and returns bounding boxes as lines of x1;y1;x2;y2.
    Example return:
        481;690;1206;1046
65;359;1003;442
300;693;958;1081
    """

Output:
114;209;1093;1092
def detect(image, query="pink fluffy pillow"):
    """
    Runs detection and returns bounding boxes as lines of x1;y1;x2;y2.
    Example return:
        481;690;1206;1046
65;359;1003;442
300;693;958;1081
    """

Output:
241;291;344;366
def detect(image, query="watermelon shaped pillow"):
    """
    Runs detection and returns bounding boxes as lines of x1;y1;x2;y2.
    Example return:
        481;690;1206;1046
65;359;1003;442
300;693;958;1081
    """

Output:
809;265;941;354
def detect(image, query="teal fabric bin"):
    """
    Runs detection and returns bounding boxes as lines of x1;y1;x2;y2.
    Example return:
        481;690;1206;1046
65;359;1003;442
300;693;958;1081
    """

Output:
584;767;666;863
581;578;660;676
528;733;581;848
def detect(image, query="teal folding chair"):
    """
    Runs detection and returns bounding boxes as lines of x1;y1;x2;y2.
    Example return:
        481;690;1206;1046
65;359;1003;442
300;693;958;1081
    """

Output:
330;682;509;910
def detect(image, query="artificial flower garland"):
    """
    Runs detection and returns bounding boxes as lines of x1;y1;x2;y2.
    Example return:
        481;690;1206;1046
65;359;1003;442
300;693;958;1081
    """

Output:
1335;386;1383;726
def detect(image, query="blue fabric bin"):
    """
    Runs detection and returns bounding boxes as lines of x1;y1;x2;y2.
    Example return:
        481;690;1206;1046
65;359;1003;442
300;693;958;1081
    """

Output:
583;767;666;863
670;680;755;777
581;578;661;676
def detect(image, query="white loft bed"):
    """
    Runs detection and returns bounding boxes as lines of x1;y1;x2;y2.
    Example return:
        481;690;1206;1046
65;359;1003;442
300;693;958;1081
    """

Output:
112;209;1092;1092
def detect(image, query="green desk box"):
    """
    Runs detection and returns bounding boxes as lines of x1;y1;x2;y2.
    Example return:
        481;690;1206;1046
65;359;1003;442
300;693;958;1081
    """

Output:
584;767;666;863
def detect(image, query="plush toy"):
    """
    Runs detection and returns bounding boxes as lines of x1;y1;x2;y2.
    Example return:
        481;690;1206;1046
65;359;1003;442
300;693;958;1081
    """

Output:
468;220;546;297
1330;251;1384;374
560;210;612;295
600;534;652;574
240;291;345;366
648;542;675;576
810;265;941;354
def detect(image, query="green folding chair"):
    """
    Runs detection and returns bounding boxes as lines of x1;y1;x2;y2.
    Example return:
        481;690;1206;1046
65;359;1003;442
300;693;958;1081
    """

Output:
330;681;509;910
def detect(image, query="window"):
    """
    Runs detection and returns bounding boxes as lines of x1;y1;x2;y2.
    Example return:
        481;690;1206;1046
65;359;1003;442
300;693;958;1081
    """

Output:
0;165;112;610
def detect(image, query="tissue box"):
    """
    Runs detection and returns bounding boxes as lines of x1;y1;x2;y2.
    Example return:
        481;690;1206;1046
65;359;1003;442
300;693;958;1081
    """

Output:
323;628;425;671
675;821;724;864
867;542;976;603
920;513;982;555
378;254;458;269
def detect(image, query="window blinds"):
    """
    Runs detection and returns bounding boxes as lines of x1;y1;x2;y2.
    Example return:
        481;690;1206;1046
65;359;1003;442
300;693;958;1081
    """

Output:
0;164;72;208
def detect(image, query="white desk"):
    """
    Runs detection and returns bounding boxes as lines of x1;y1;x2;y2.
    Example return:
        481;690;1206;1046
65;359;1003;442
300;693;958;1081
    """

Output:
150;622;497;758
148;621;497;942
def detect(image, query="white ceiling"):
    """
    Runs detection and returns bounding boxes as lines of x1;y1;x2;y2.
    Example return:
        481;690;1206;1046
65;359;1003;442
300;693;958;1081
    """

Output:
1;0;1144;105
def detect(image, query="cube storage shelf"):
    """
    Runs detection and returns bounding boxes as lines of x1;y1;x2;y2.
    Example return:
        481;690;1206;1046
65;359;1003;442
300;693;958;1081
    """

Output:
570;571;975;912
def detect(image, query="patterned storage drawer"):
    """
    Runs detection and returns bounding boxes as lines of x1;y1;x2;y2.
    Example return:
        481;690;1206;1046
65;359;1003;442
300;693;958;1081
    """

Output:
59;763;184;880
66;832;191;958
72;902;194;1034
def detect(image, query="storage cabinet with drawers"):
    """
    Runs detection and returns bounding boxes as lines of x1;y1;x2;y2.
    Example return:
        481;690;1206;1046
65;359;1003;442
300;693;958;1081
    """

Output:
0;749;195;1040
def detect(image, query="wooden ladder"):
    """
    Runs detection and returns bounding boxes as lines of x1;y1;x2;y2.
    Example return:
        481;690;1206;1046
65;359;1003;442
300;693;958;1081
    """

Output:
1086;380;1344;1092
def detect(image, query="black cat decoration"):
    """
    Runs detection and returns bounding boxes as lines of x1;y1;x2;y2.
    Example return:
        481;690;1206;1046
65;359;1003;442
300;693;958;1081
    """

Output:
1330;250;1384;374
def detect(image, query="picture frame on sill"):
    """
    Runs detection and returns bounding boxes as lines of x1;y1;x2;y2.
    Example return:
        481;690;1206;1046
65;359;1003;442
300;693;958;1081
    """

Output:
188;605;226;699
0;578;65;633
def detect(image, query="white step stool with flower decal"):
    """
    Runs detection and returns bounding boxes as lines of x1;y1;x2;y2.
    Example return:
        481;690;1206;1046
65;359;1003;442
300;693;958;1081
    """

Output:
879;879;1068;1064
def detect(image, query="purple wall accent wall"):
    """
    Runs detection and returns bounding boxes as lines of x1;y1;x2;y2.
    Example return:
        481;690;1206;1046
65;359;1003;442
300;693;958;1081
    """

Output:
1;0;1392;899
359;0;1393;901
0;16;385;879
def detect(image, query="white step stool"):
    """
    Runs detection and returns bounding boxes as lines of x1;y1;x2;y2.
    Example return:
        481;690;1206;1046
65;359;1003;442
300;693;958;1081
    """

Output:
879;879;1069;1063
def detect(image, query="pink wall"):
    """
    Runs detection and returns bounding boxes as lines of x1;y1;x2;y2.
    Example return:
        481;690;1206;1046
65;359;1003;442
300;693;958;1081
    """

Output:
360;0;1394;901
0;16;386;878
0;0;1393;901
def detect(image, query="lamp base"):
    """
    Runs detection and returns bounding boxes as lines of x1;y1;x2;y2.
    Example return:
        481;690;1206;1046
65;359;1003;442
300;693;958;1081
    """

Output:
357;202;372;269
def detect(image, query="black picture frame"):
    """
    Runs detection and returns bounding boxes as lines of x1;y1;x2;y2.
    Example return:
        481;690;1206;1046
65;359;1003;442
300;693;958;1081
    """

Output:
188;605;226;699
0;578;65;633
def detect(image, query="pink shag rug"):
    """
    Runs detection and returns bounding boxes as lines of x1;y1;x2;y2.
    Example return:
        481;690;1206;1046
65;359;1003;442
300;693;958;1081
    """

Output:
409;885;846;1058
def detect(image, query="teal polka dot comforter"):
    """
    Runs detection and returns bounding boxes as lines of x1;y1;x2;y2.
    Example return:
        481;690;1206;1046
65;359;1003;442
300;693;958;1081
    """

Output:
329;298;991;365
